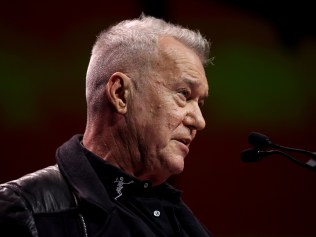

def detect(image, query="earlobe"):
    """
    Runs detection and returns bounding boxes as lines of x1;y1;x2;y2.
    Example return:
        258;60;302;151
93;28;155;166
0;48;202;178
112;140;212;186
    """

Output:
106;72;130;114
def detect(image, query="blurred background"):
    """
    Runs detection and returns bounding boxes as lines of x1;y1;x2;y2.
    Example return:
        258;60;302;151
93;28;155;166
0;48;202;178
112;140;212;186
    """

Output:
1;0;315;236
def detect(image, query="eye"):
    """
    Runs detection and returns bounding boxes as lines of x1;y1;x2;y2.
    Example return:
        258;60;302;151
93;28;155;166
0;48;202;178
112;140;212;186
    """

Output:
177;88;190;100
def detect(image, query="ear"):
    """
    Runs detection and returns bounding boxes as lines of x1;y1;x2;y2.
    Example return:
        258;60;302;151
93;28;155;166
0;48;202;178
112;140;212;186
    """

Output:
105;72;131;114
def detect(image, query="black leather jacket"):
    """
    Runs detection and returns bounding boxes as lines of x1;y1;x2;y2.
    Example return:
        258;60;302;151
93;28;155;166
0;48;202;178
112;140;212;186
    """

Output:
0;165;82;237
0;135;211;237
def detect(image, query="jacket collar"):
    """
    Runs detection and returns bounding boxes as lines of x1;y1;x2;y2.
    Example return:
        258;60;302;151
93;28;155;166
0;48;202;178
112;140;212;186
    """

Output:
56;134;115;214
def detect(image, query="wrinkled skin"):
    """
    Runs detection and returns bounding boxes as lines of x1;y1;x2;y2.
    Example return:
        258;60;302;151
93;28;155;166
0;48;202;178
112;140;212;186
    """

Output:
126;37;209;185
83;36;209;186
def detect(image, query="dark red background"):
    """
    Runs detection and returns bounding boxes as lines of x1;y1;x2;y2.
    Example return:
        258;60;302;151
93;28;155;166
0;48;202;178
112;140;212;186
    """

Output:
1;1;315;237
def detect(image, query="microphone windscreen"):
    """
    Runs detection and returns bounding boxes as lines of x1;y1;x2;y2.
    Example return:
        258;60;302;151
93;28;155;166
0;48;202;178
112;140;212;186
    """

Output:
240;148;263;162
248;132;272;148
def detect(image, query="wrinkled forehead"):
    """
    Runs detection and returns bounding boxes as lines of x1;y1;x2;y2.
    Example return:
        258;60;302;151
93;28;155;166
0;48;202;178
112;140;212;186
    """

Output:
156;37;208;84
157;36;201;61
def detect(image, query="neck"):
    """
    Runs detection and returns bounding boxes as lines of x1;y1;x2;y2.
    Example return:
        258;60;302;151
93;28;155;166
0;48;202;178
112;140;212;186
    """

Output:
83;123;143;175
83;121;171;186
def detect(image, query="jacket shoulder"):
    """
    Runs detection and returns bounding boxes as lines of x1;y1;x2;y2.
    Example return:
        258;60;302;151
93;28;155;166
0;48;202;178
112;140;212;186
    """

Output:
0;165;76;214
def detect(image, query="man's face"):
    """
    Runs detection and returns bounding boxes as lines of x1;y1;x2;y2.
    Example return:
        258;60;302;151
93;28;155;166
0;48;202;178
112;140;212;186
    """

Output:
129;37;209;182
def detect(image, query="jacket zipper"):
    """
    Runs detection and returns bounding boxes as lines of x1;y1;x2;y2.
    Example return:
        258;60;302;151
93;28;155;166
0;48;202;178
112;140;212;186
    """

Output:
73;192;88;237
79;213;88;237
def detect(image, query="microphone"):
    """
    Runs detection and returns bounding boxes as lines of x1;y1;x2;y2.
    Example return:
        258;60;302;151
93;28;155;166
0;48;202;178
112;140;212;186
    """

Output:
248;132;273;148
248;132;316;156
241;132;316;171
241;148;274;162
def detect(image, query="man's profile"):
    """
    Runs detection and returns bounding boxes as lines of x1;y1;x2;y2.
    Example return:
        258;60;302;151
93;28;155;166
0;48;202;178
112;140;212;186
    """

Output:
0;15;212;236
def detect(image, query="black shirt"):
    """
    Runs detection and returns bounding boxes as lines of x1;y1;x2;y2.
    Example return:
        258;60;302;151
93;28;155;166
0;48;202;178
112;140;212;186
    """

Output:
82;144;211;237
84;146;184;236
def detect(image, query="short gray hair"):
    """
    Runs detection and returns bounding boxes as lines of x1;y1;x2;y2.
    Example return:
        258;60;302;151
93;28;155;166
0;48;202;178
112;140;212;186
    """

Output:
86;15;211;114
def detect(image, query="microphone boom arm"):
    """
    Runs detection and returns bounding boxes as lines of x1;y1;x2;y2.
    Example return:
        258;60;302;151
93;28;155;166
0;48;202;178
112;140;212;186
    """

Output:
259;149;316;170
241;132;316;171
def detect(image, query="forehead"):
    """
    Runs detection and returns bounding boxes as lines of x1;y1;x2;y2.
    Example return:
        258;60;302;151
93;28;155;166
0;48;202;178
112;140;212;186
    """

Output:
157;36;202;65
155;37;209;92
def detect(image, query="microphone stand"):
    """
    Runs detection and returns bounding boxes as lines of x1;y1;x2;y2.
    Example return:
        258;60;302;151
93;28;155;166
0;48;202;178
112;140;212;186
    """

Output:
259;149;316;171
241;132;316;171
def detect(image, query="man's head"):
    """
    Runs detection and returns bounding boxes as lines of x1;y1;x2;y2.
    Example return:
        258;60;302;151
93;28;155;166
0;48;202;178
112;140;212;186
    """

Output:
84;15;211;185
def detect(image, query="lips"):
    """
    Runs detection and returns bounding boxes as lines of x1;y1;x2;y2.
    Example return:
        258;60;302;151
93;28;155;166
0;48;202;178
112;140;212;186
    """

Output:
176;138;191;146
173;137;192;155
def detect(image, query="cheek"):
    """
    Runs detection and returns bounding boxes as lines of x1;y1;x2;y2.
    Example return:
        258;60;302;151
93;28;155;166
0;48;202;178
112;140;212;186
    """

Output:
138;92;185;130
166;109;185;129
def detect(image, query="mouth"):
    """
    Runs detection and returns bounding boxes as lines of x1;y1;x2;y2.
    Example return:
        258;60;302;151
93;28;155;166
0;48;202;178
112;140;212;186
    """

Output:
173;139;190;156
173;137;192;153
176;138;191;146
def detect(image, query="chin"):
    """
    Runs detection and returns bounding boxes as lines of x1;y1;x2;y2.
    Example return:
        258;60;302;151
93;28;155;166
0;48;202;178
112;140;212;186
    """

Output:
168;161;185;176
156;153;185;177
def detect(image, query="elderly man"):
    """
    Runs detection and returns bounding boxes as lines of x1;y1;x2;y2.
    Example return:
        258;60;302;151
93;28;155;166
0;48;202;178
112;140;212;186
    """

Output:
0;15;211;236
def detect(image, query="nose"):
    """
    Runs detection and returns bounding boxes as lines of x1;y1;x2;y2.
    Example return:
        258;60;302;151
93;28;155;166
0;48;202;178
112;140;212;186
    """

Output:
183;102;206;131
